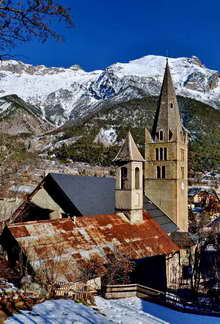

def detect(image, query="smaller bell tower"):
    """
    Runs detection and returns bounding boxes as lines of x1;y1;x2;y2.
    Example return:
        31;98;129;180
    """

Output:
113;131;145;224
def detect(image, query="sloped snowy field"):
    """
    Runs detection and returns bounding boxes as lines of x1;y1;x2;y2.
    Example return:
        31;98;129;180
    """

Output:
6;297;220;324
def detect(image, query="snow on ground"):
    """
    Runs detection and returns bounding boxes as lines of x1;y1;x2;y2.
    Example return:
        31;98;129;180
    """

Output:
6;296;220;324
9;185;35;193
96;296;168;324
95;296;220;324
6;299;112;324
139;298;220;324
94;127;117;146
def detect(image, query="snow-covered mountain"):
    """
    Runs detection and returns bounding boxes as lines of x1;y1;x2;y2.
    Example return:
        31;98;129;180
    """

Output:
0;55;219;126
0;94;52;135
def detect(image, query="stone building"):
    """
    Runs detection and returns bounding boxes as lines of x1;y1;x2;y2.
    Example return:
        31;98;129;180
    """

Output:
0;132;179;292
113;131;145;224
144;60;188;232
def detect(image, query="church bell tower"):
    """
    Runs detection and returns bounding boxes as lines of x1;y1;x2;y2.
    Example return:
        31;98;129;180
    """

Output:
113;131;145;224
144;60;188;232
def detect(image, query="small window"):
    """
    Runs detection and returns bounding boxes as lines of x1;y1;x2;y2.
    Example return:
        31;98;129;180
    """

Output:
170;103;173;108
159;130;164;141
160;148;163;160
162;166;166;179
156;148;159;160
135;167;140;189
121;167;128;189
164;148;167;160
157;166;161;179
169;130;173;141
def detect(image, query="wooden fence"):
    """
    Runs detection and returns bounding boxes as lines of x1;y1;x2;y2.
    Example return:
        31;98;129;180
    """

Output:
103;283;220;316
103;283;164;300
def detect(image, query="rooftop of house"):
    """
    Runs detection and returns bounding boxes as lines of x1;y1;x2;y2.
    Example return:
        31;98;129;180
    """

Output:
170;232;198;249
11;173;178;233
43;173;116;216
5;212;179;283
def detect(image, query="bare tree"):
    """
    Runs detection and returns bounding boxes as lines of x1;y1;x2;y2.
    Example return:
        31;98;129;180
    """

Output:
102;248;135;286
0;0;73;56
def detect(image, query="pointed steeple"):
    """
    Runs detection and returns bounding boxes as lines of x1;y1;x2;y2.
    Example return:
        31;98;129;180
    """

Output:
114;131;144;224
152;59;181;142
113;131;144;164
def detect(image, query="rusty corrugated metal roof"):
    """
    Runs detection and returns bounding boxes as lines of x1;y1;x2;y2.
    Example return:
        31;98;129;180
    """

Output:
7;212;179;282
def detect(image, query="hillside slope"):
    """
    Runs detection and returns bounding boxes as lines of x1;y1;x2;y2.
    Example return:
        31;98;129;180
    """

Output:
0;95;53;135
56;95;220;171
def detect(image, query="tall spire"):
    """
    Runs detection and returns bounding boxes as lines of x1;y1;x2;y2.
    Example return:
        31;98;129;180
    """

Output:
151;59;181;142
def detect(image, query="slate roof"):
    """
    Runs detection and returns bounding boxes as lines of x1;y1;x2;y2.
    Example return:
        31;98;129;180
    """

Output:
12;174;178;233
143;195;178;233
170;232;198;249
43;173;115;216
113;131;145;163
6;212;179;283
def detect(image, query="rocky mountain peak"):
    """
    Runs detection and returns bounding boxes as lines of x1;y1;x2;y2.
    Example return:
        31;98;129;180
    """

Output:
0;55;219;126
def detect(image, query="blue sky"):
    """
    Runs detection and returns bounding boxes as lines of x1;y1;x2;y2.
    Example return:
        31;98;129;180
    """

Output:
13;0;220;72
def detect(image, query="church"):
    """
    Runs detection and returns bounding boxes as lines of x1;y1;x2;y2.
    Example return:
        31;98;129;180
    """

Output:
144;59;188;232
0;59;189;291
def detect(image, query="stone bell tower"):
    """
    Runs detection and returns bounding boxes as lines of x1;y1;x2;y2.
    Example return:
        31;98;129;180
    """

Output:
144;59;188;232
113;131;145;224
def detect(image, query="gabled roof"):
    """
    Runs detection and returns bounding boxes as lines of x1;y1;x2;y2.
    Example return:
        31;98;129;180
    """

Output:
43;173;115;217
6;212;179;282
12;174;178;233
143;195;178;233
113;131;145;163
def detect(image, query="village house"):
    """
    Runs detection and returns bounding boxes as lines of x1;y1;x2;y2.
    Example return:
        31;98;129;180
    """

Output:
188;186;219;209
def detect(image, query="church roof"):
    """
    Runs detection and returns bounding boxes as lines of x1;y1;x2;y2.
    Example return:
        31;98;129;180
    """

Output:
143;195;178;233
12;174;177;233
5;212;179;282
43;173;115;216
113;131;145;163
12;173;116;221
151;59;181;140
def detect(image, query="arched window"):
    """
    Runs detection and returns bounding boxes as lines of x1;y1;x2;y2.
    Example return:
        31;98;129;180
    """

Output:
156;148;159;160
159;130;164;141
170;103;173;108
162;166;166;179
157;166;161;179
164;148;167;160
160;148;163;160
135;167;140;189
121;167;128;189
169;129;173;141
